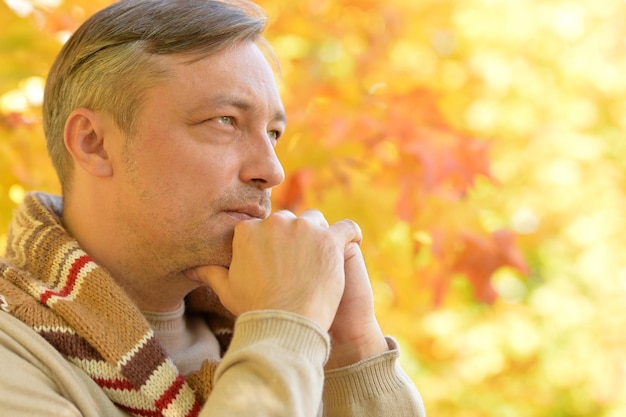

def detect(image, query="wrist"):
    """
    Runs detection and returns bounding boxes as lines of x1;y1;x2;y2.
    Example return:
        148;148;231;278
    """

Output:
325;325;388;370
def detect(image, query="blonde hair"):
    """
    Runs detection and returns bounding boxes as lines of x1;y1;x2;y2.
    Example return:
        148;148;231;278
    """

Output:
43;0;268;190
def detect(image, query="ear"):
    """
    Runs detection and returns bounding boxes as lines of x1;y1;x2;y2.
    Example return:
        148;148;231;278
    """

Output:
64;108;113;178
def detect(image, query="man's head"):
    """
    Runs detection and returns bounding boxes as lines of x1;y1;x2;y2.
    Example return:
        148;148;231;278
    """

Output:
44;0;268;190
51;0;286;310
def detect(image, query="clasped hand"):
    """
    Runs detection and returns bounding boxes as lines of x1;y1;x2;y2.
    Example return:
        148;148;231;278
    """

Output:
189;209;387;368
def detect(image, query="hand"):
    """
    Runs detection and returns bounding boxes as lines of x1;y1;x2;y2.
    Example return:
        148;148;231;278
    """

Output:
187;210;362;331
325;241;388;370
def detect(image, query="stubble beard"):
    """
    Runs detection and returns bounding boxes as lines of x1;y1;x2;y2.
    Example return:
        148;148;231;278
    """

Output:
180;189;273;270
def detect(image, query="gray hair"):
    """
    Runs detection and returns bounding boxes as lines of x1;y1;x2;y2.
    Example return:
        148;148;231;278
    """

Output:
43;0;269;190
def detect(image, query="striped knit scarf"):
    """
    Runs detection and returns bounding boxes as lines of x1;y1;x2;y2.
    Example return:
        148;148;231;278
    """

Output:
0;192;235;417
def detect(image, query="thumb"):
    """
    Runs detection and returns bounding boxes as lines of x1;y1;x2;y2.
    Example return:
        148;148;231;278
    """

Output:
185;265;229;293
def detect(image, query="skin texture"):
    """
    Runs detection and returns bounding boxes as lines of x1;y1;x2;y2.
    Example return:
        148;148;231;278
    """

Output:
62;40;387;369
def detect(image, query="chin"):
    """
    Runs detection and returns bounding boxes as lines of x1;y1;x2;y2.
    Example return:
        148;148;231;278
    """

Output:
193;246;232;270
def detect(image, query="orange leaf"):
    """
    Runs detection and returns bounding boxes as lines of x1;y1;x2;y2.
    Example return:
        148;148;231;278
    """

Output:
451;230;528;303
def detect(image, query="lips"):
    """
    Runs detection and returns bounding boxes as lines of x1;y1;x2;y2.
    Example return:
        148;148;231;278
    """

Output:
224;205;269;221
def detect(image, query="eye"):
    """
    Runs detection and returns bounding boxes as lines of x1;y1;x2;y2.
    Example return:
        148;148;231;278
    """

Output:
216;116;234;125
268;130;282;142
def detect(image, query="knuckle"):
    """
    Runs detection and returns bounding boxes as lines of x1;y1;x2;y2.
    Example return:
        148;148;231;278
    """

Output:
267;209;295;223
318;229;341;252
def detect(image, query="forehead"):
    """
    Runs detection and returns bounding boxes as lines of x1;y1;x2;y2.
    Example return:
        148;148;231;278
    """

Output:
148;42;283;115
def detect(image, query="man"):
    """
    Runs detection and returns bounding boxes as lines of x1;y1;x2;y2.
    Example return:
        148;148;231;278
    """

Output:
0;0;425;416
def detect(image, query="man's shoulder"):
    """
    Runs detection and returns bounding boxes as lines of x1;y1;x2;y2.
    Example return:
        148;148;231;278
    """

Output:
0;309;51;354
0;309;67;397
0;310;132;417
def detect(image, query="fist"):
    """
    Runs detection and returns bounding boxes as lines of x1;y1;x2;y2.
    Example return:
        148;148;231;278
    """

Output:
188;210;362;330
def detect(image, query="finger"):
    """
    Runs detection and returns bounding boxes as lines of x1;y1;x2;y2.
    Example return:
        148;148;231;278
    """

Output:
188;265;229;293
330;219;362;245
299;209;329;227
344;241;363;260
270;209;297;219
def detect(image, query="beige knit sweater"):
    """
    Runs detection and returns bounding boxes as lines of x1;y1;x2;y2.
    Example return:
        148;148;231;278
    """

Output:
0;192;425;416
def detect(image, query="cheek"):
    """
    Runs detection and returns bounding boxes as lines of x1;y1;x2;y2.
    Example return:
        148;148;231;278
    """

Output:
175;145;244;193
123;125;244;202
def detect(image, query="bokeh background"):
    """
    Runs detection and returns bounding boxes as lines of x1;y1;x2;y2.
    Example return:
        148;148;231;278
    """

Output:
2;0;626;415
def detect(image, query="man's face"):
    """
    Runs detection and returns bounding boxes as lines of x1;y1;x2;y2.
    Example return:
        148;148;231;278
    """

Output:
109;41;285;278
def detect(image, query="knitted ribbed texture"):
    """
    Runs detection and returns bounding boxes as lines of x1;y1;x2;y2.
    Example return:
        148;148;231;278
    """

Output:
232;310;330;366
0;192;235;417
323;339;403;408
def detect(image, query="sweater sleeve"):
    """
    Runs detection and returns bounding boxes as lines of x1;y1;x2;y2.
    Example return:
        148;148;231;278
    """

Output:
323;337;426;417
200;310;330;417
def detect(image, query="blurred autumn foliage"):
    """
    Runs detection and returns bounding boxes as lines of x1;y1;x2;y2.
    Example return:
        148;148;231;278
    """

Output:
2;0;626;416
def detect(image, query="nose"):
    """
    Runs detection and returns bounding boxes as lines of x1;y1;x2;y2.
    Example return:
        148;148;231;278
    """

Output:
240;132;285;189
